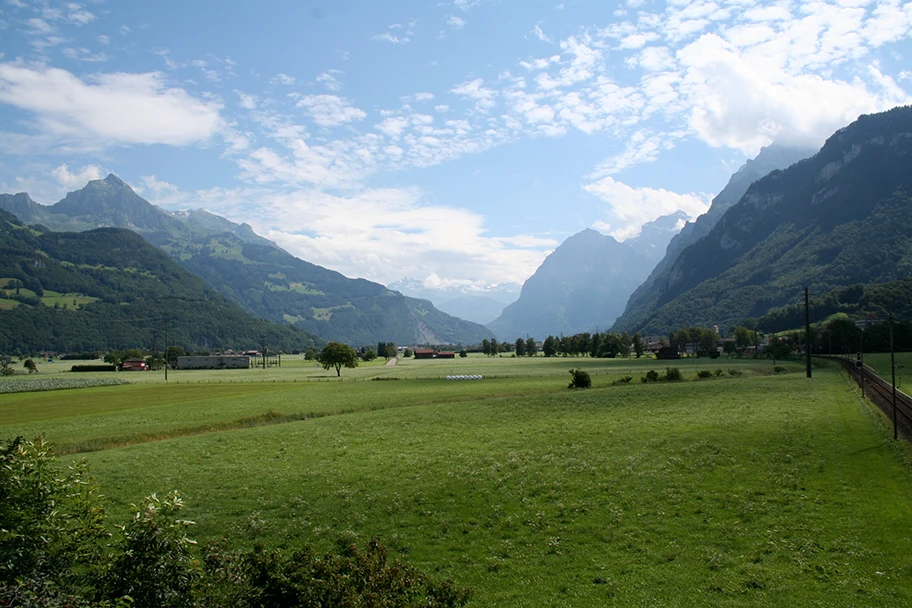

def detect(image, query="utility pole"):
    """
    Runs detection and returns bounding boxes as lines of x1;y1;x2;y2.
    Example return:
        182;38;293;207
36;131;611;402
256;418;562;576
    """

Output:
891;314;897;440
163;314;170;382
804;287;812;378
860;327;865;399
262;336;267;370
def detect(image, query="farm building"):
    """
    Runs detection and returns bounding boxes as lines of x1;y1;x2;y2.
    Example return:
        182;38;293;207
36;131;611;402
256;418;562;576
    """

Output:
414;349;435;359
121;358;148;371
436;351;456;359
176;355;251;370
655;346;681;360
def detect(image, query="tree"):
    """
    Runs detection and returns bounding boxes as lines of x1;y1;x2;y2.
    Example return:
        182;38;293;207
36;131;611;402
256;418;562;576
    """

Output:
632;333;644;359
514;338;525;357
23;358;37;374
304;347;318;360
317;342;359;377
361;348;378;362
542;336;558;357
166;345;185;367
525;337;537;357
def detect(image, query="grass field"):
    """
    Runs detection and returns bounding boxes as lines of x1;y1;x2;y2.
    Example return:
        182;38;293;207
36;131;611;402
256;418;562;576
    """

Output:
4;356;912;606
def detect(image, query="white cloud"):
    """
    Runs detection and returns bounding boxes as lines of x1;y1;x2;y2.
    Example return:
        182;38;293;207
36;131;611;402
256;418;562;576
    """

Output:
585;177;710;240
446;14;467;30
271;73;295;85
675;33;911;151
451;78;498;112
148;183;550;286
0;63;225;147
533;24;552;43
51;163;103;190
61;47;108;62
297;94;367;128
66;3;96;26
316;69;343;91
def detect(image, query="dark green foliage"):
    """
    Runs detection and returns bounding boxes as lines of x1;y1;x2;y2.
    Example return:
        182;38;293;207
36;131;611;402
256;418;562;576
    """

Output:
612;376;633;385
102;493;198;608
198;539;471;608
71;365;117;372
0;211;318;353
696;370;713;379
641;370;660;383
664;367;683;381
774;366;787;374
567;368;591;389
317;342;359;377
0;437;471;608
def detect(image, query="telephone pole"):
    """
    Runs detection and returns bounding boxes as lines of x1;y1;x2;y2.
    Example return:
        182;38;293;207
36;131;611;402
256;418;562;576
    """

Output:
804;287;812;378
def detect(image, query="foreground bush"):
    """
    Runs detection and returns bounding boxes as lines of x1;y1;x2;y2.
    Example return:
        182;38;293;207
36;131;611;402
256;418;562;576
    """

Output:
567;369;591;389
0;437;471;608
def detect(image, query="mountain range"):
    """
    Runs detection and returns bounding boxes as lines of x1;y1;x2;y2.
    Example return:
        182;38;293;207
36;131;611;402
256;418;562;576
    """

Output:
611;105;912;334
388;278;521;325
612;143;817;332
0;209;316;354
0;177;493;347
486;212;687;340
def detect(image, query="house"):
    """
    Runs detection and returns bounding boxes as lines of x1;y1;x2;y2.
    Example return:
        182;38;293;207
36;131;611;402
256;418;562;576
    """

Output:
121;358;148;371
655;346;681;360
414;349;435;359
436;351;456;359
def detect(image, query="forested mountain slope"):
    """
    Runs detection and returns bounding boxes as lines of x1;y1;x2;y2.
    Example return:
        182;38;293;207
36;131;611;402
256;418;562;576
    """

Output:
0;176;492;346
0;209;317;353
612;144;816;332
613;106;912;334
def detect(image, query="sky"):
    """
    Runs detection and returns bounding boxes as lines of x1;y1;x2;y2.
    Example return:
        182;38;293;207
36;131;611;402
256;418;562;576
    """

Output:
0;0;910;293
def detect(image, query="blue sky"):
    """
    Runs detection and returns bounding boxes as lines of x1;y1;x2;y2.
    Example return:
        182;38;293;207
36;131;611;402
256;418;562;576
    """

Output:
1;0;910;292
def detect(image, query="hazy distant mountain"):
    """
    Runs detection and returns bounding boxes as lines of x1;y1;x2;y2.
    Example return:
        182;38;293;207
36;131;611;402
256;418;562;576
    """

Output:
0;176;494;346
486;228;656;340
625;211;690;264
0;208;316;353
611;106;912;334
388;278;521;325
612;143;817;332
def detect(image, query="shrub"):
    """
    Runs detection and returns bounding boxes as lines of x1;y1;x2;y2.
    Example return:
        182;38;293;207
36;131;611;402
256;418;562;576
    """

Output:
664;367;683;382
774;366;787;374
696;370;713;379
71;365;117;372
567;368;592;389
713;369;724;377
641;370;660;383
0;437;472;608
612;376;633;385
727;369;743;376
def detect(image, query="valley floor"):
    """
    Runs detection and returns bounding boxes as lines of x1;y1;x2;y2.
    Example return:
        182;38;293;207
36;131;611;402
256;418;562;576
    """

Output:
3;356;912;606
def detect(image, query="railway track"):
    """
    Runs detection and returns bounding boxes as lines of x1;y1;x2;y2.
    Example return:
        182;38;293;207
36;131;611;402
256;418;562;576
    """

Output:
827;356;912;441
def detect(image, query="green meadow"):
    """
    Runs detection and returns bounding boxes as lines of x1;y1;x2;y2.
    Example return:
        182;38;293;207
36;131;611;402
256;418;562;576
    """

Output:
4;356;912;606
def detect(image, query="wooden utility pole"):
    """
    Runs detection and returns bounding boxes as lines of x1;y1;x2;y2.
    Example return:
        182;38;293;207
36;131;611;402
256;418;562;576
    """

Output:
804;287;812;378
891;314;897;440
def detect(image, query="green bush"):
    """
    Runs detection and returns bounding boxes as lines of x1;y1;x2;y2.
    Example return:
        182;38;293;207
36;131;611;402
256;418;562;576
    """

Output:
713;369;724;377
0;437;472;608
774;366;787;374
664;367;683;382
641;370;660;383
696;370;713;379
71;365;117;372
567;369;592;389
728;369;743;376
612;376;633;385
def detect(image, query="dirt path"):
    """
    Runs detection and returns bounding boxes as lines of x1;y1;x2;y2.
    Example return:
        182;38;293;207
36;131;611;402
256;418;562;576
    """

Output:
385;357;399;366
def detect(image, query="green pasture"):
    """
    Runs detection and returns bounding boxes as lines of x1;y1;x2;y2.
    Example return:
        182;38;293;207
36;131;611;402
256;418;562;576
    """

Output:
2;357;912;605
863;353;911;390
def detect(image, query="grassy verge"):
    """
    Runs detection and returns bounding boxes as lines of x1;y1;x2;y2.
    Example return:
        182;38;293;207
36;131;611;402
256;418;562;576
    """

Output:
69;366;912;607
